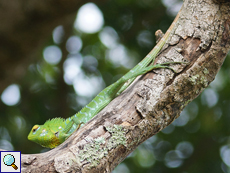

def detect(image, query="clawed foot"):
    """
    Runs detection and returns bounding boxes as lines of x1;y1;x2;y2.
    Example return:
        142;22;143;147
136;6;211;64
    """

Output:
142;61;188;74
153;61;189;73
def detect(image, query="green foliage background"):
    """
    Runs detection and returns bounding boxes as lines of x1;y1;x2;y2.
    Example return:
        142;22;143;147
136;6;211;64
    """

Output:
0;0;230;172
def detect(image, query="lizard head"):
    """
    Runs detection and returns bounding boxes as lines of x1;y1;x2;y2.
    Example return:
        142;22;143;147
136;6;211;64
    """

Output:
28;121;63;149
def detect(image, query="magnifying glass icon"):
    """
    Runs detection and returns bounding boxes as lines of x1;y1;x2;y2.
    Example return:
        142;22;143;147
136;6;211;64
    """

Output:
3;154;18;170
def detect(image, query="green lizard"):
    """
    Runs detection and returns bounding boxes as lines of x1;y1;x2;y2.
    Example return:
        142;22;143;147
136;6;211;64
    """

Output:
28;9;182;149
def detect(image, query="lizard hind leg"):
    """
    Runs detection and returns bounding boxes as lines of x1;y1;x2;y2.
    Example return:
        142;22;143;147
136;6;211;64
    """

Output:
148;61;187;73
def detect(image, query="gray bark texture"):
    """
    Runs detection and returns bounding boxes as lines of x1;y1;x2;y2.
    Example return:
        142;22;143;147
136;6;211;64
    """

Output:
19;0;230;172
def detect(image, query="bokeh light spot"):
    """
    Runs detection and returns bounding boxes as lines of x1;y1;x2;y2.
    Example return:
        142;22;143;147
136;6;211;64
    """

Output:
176;141;194;159
107;44;135;69
1;84;20;106
162;124;175;134
137;148;155;167
66;36;82;54
0;127;11;142
14;116;26;130
173;110;189;127
53;25;65;44
220;145;230;166
43;45;62;65
154;141;172;161
0;140;14;151
137;30;154;48
83;55;98;72
74;3;104;33
162;0;183;16
201;88;218;107
73;73;104;97
165;150;183;168
63;54;83;85
99;26;119;49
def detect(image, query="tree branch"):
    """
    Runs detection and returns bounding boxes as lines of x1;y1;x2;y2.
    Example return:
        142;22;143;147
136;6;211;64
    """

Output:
20;0;230;172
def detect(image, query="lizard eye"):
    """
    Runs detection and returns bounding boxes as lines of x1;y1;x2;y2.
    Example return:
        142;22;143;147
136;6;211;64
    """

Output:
32;125;39;133
55;132;59;138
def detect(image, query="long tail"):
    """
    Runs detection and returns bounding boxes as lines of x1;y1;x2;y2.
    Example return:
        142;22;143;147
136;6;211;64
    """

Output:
68;7;182;126
116;7;182;95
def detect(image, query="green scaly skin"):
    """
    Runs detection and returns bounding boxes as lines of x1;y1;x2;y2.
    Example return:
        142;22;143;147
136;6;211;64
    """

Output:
28;9;182;149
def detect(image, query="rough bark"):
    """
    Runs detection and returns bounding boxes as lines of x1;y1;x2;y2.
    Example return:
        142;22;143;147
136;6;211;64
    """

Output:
19;0;230;172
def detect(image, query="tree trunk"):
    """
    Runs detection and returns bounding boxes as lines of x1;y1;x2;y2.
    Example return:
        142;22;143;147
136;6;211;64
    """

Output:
20;0;230;172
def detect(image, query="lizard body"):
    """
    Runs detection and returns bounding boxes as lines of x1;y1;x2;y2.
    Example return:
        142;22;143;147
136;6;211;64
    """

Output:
28;9;182;148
